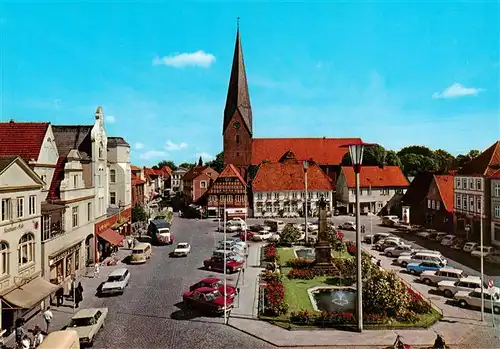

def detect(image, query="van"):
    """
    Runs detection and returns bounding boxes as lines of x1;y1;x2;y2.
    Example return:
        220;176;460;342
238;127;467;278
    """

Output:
148;220;174;245
130;243;152;264
264;219;285;232
38;330;80;349
382;215;400;227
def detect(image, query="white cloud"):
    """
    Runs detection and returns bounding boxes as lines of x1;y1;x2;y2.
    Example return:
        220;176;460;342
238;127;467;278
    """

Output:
134;142;145;150
432;83;484;99
196;152;214;161
106;115;117;124
139;150;167;160
165;140;188;151
152;50;216;68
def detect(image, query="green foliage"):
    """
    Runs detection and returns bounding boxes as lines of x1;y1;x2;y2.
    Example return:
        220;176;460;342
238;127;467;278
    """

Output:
132;205;147;222
279;225;301;246
363;269;411;317
399;153;438;177
325;223;344;251
157;160;177;171
205;151;224;173
385;150;402;167
178;162;194;169
433;149;455;172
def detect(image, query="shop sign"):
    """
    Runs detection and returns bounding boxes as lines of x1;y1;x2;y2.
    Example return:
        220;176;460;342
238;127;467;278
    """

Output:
95;208;132;234
50;243;81;264
4;223;24;234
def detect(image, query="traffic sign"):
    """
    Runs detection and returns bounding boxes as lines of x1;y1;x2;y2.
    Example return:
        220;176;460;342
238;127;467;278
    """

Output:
489;279;494;288
259;281;267;288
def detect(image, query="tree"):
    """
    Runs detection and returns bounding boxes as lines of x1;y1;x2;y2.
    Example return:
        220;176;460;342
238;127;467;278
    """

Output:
132;205;147;222
279;224;301;246
198;157;203;166
325;223;344;251
397;145;434;158
158;160;177;171
205;151;224;173
399;153;438;177
178;162;194;169
385;150;402;167
455;149;481;169
433;149;456;172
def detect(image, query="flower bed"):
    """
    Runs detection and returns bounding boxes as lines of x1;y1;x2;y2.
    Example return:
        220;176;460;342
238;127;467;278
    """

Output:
290;310;391;327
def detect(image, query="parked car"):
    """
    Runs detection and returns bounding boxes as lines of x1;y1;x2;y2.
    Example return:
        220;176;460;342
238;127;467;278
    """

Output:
471;246;494;258
268;233;281;242
434;232;448;242
99;268;130;296
407;261;446;275
172;242;191;257
224;221;246;232
252;231;273;241
229;218;245;225
298;222;319;231
463;242;478;253
189;278;239;298
203;256;244;273
399;249;443;257
440;235;457;246
420;267;468;285
65;308;108;345
339;221;356;231
381;215;399;227
416;230;434;238
363;232;390;244
486;250;500;264
374;238;402;251
454;289;500;314
183;287;234;315
451;238;466;250
219;240;246;249
438;276;499;298
212;249;238;259
239;230;254;240
397;252;447;267
384;245;413;257
249;224;270;232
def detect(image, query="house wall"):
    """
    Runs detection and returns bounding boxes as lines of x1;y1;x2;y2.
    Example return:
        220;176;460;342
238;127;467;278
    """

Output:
107;145;132;209
91;109;109;221
33;125;59;195
252;190;333;217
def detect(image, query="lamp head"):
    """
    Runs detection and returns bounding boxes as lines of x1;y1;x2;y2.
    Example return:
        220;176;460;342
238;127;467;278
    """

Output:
302;160;310;170
341;141;375;172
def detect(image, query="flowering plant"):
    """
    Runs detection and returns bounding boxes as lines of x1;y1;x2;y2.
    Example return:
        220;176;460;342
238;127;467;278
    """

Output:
264;245;277;262
264;279;288;316
286;258;313;269
287;268;315;280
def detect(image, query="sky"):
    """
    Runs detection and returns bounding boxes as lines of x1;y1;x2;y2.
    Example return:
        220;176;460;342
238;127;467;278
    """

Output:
1;2;499;166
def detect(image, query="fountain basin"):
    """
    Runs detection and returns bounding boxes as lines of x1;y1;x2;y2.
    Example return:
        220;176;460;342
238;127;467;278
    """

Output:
294;247;315;259
308;286;356;312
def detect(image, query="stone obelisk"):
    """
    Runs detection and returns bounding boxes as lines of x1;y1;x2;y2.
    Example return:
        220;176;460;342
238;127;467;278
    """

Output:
314;196;337;274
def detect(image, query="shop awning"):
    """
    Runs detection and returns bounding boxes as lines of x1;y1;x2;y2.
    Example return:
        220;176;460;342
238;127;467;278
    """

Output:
97;228;124;246
3;277;61;309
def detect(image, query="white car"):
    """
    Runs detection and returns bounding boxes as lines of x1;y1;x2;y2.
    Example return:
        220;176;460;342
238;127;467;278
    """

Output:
100;268;130;295
440;235;457;246
434;232;448;242
399;249;442;257
173;242;191;257
438;276;499;298
252;230;273;241
219;240;247;251
471;246;494;258
454;288;500;314
397;252;447;267
463;242;478;253
416;229;437;238
419;267;468;285
339;221;356;231
384;245;413;257
486;250;500;264
229;218;245;225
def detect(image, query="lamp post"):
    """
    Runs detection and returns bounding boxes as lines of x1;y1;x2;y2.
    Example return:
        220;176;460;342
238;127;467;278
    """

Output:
303;160;310;244
480;201;485;322
342;141;373;332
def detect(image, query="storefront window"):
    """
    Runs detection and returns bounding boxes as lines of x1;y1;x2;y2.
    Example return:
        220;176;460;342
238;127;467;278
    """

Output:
75;250;80;271
56;260;64;283
0;242;9;275
66;255;73;278
18;233;35;266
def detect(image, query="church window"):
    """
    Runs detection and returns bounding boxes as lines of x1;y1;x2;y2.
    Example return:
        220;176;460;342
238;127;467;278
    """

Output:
236;152;239;157
236;135;240;144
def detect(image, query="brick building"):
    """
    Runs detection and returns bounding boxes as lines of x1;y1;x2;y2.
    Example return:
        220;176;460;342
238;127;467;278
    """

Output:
182;166;218;203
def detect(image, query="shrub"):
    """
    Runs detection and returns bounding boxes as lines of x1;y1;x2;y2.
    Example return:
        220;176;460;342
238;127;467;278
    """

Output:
264;280;288;316
290;309;313;325
280;225;301;246
407;287;432;314
363;312;389;324
315;311;355;327
264;245;277;262
396;310;419;323
286;258;313;269
345;241;356;256
261;270;281;282
287;268;315;280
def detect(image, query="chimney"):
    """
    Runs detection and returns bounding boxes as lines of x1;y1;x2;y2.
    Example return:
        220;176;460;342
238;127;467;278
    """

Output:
9;119;14;123
379;162;387;169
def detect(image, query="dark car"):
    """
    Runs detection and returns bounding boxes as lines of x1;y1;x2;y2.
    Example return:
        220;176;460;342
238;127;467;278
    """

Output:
189;278;238;298
183;287;234;315
203;256;244;273
249;224;270;232
239;230;254;240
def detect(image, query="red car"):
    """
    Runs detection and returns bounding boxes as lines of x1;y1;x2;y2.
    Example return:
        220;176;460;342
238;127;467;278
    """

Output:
203;256;244;273
183;287;234;315
239;230;254;240
189;278;239;298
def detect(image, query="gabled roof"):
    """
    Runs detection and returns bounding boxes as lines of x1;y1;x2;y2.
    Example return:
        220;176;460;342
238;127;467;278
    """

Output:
402;172;434;206
490;169;500;179
218;164;247;185
0;156;45;186
108;137;129;147
131;173;145;185
459;141;500;176
160;165;172;177
131;165;141;171
251;138;362;165
0;121;49;161
47;156;67;201
182;165;218;181
340;166;409;188
253;162;333;192
223;27;252;135
434;175;454;212
52;125;93;158
144;168;158;178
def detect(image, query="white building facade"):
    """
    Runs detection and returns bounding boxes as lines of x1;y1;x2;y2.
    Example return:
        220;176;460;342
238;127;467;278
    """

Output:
172;167;188;192
107;137;132;210
490;175;500;247
253;190;333;217
454;175;487;243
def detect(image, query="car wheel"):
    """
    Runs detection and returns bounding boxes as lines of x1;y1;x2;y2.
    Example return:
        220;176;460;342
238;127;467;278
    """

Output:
494;306;500;314
459;300;468;308
387;252;393;257
401;262;408;267
423;278;432;285
444;289;453;298
226;268;232;274
207;265;212;270
411;269;418;275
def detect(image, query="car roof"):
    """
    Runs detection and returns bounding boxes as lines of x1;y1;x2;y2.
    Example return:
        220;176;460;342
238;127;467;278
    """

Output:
72;308;106;319
201;277;221;283
441;267;461;272
177;242;189;245
460;276;481;281
194;287;218;294
108;268;128;277
465;242;477;245
443;235;456;238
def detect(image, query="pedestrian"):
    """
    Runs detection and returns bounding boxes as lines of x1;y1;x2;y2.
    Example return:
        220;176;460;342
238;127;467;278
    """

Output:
377;259;382;267
74;283;83;308
55;287;64;307
32;325;44;346
43;307;53;334
15;319;26;348
127;237;133;249
21;335;30;349
94;263;100;278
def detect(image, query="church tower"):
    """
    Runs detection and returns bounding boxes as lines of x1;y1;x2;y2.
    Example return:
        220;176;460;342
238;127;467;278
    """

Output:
223;21;253;179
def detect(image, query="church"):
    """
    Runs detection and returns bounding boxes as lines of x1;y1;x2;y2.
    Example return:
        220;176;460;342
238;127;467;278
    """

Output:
222;25;361;183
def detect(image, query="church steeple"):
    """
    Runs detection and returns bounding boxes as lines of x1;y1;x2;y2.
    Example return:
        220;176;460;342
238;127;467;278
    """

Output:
223;19;252;135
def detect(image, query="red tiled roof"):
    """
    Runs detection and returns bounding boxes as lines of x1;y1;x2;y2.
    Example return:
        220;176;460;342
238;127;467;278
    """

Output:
490;169;500;179
460;141;500;176
0;121;49;161
251;138;362;165
253;162;333;192
434;175;454;212
131;165;141;171
144;167;159;177
182;165;218;181
161;165;172;176
341;166;409;188
131;173;145;185
219;164;246;185
48;156;67;201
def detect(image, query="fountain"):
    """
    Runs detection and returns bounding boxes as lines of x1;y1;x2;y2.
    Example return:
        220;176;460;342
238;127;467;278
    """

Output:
313;196;338;274
308;286;357;312
294;248;315;259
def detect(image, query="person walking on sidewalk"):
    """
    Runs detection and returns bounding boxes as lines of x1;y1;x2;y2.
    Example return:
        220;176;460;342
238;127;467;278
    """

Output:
32;325;44;347
15;318;26;348
43;307;53;334
55;287;64;307
94;263;100;278
74;282;83;308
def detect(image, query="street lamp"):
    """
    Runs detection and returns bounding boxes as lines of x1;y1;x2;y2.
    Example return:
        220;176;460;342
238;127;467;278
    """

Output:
302;160;310;244
342;141;374;332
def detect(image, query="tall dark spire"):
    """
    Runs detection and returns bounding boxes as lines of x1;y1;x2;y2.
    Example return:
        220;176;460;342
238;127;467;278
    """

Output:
223;20;252;135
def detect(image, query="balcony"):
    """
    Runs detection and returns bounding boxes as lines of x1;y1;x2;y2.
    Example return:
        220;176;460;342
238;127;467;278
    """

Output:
41;203;66;242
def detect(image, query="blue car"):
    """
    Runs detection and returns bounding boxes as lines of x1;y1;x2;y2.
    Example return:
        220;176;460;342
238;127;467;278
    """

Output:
406;261;447;275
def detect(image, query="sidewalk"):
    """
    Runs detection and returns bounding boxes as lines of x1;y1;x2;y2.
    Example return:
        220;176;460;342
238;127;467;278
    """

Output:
5;247;131;347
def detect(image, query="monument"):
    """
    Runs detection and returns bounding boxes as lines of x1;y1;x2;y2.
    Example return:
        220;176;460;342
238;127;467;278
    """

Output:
314;196;339;274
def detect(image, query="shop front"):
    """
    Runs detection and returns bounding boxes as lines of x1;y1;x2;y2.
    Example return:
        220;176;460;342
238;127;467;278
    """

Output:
94;208;131;261
48;241;83;293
